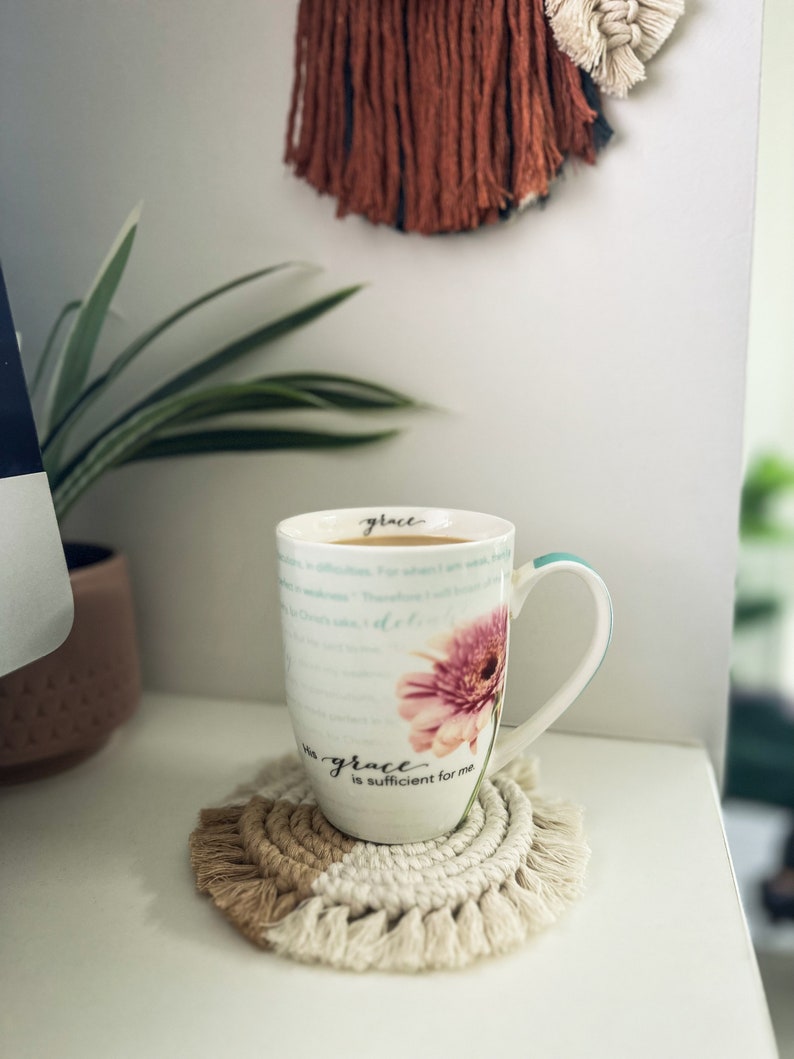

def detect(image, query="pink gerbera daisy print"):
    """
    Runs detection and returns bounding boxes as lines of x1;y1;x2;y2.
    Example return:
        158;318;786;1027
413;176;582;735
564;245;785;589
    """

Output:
397;606;509;758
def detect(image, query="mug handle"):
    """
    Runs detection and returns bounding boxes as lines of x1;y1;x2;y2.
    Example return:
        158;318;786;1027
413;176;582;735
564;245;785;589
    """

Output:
485;553;613;776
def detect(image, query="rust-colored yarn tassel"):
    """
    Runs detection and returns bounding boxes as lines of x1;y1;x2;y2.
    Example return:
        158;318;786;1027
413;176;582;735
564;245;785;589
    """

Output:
285;0;607;235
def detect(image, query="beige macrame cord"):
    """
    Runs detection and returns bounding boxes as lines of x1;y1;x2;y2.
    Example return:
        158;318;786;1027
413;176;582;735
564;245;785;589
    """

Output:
190;755;590;972
545;0;685;96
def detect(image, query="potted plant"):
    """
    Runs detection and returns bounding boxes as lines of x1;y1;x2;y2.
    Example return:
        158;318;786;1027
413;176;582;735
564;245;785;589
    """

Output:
0;205;416;781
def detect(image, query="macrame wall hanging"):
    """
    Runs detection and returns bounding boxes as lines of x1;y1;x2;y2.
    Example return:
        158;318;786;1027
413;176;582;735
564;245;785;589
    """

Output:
284;0;684;235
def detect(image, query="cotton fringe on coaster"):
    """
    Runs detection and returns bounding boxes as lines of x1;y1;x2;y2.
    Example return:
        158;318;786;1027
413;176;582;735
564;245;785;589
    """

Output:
545;0;685;97
284;0;612;234
189;754;589;972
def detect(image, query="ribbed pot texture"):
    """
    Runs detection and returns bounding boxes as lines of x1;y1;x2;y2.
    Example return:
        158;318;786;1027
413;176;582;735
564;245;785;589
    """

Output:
0;544;141;782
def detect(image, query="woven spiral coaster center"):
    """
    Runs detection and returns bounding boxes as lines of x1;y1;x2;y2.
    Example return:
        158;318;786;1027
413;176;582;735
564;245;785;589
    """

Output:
189;756;589;972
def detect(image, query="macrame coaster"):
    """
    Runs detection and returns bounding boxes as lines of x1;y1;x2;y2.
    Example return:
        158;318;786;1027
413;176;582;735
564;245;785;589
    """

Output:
189;754;589;972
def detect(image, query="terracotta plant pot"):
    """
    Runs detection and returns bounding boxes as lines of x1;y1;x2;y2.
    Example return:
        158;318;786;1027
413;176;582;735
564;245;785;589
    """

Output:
0;543;141;782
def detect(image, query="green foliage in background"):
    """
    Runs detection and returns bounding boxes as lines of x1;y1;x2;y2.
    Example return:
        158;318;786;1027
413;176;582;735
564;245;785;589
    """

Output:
31;206;417;523
734;452;794;629
739;453;794;541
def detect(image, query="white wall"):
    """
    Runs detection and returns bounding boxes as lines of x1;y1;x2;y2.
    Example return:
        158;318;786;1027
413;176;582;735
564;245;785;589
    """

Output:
0;1;763;766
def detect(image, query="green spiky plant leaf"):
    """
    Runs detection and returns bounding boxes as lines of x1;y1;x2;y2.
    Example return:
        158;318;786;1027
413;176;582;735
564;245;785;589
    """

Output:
33;209;417;523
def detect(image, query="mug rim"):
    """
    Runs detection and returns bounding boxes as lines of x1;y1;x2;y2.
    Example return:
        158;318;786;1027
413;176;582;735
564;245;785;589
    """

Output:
276;506;515;550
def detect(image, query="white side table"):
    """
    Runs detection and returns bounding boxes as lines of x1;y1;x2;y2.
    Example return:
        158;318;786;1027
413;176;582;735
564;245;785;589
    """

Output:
0;693;778;1058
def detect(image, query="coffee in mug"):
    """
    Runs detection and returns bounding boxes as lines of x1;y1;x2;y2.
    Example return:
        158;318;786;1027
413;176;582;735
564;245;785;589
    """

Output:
332;535;471;546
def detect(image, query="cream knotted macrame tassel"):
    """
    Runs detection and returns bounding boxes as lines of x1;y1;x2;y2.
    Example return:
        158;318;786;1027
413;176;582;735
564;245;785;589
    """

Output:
545;0;684;97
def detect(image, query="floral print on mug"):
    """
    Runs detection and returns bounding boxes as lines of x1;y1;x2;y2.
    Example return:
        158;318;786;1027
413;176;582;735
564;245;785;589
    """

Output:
397;605;508;758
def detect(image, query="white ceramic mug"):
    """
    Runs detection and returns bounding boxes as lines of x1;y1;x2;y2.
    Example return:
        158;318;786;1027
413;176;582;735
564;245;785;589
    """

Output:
276;507;612;844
